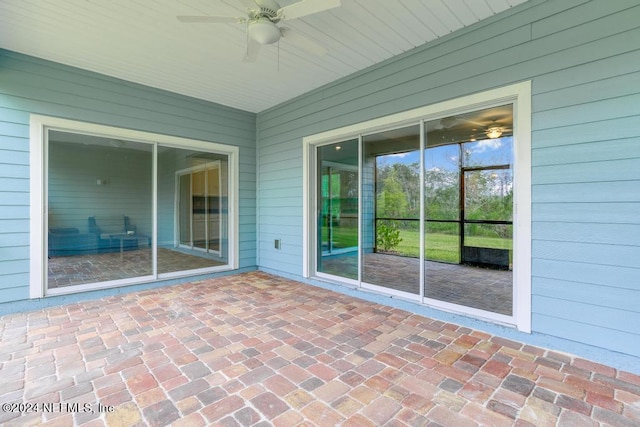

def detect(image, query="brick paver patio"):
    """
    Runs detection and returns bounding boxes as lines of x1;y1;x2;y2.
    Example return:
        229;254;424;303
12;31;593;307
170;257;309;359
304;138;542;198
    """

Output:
1;271;639;426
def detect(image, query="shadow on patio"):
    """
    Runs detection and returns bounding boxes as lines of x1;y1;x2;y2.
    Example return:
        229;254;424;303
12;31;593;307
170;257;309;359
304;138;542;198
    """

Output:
1;271;639;426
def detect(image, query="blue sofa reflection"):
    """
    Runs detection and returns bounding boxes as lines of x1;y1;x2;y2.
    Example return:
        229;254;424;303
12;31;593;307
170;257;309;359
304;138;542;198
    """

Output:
48;216;150;256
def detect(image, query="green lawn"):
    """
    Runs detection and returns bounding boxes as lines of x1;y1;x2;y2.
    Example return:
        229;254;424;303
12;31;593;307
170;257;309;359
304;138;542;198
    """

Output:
396;229;511;263
323;225;511;264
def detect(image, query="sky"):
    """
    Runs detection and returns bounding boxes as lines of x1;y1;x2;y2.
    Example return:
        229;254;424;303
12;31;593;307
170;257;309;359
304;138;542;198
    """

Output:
380;136;513;172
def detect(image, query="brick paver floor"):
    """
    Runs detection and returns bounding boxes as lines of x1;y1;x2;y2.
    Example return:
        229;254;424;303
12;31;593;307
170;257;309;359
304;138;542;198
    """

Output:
1;271;639;426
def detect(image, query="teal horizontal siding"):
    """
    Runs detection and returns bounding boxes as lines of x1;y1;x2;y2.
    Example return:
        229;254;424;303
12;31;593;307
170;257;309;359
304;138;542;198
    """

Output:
259;201;301;211
533;181;640;203
533;295;640;333
0;206;29;220
529;0;636;37
259;250;303;276
0;287;28;304
532;240;639;268
533;202;640;224
533;93;640;130
533;116;640;149
0;273;28;289
533;158;640;184
532;138;640;166
260;224;302;236
0;135;28;152
0;122;28;138
533;222;640;246
0;179;28;193
256;0;640;357
0;260;27;275
533;313;640;357
0;220;29;234
0;150;29;165
0;48;257;303
0;233;29;248
0;192;28;205
0;164;29;179
533;259;639;291
535;277;640;312
533;72;640;112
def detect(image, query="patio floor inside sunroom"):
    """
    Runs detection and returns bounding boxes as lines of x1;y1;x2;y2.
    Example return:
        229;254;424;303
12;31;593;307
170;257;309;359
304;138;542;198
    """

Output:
321;252;513;315
1;271;639;426
48;248;225;289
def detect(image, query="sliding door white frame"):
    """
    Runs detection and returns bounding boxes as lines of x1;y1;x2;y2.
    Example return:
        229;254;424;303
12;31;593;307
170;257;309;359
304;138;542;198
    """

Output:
30;115;239;298
302;82;531;332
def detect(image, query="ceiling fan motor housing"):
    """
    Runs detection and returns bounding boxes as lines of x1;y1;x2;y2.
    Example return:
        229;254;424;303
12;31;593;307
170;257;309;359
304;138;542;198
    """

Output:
249;18;281;45
253;0;281;17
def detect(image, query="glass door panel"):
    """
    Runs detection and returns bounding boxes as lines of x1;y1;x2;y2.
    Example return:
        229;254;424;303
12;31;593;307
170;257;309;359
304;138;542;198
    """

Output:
47;132;153;289
157;149;229;275
424;144;460;264
362;125;420;295
317;140;359;280
44;124;235;292
464;169;513;222
424;104;514;316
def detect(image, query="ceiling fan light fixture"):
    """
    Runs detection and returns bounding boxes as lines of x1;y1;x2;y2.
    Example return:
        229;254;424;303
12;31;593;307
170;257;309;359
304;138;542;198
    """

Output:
249;18;281;45
485;126;503;139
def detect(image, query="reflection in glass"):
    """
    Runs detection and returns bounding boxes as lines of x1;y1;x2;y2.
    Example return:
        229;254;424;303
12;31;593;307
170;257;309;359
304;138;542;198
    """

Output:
310;104;516;316
362;125;420;294
47;132;153;288
464;169;513;221
424;222;460;264
463;137;513;168
157;148;228;275
424;104;514;315
463;224;512;270
46;131;232;290
424;144;459;221
317;140;359;280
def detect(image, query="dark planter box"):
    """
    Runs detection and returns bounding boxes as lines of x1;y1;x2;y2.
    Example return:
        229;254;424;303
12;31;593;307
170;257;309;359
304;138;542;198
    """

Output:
462;246;510;270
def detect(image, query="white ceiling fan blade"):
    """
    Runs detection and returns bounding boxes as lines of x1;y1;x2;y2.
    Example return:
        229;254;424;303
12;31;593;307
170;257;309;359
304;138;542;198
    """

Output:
243;38;262;62
177;16;246;24
278;0;341;20
280;27;327;56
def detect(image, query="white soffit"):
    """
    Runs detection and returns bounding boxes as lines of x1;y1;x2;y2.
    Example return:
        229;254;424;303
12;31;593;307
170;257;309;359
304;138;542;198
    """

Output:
0;0;529;113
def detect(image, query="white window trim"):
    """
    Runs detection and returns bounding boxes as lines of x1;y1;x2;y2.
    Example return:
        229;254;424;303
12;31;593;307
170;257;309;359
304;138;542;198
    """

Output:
302;82;532;333
29;115;240;298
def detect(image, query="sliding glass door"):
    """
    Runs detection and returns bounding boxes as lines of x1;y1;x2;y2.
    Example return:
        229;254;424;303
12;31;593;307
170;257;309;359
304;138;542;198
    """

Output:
316;140;359;280
47;132;153;288
157;149;229;276
423;105;514;316
176;163;221;254
43;121;236;295
310;100;520;323
361;125;420;296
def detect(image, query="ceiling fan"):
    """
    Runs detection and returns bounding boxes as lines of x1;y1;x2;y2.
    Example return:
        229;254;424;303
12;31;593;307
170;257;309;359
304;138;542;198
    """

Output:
177;0;341;62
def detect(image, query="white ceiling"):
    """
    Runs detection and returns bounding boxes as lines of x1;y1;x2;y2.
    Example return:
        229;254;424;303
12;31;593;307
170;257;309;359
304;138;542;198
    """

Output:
0;0;528;113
